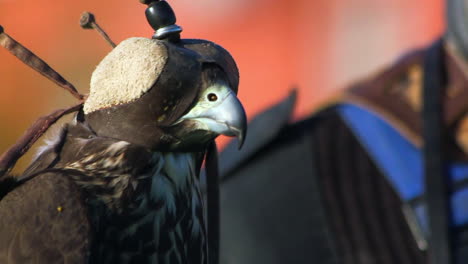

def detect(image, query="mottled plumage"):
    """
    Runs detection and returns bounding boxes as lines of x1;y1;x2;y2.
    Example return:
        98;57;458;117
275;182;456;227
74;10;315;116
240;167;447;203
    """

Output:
0;34;245;264
1;121;208;264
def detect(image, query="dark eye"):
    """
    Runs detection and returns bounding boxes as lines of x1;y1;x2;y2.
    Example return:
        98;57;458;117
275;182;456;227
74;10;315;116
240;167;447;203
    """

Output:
207;93;218;102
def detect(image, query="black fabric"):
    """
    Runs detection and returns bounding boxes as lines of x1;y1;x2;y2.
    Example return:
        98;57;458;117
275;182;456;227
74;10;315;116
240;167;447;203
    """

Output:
218;107;427;264
312;109;426;264
422;39;453;264
219;115;339;264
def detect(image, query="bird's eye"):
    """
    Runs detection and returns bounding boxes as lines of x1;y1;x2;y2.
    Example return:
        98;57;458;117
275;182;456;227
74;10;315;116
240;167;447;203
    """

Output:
207;93;218;102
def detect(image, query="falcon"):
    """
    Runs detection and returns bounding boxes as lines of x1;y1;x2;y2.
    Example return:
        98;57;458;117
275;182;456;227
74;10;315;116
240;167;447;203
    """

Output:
0;36;246;264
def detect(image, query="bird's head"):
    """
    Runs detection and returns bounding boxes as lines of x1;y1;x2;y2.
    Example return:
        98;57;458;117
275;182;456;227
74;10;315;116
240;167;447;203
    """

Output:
82;37;246;152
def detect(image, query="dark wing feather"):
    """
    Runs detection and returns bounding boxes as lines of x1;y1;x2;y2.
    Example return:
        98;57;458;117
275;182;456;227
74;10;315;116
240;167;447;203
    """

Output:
0;176;19;200
0;171;91;264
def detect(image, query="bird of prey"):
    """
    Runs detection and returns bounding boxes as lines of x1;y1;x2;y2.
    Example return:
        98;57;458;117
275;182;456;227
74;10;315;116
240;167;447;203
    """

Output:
0;36;246;264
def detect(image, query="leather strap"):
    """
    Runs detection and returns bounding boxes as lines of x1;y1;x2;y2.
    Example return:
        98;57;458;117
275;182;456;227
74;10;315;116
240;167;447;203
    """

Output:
422;39;453;264
206;141;220;264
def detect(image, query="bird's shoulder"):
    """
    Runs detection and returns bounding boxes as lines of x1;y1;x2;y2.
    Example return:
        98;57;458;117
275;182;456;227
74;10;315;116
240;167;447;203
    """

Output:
0;170;91;264
24;121;157;179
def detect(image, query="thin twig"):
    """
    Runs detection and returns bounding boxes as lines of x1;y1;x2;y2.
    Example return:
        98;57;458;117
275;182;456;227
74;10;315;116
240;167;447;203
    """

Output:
80;12;116;48
0;103;83;177
0;27;84;100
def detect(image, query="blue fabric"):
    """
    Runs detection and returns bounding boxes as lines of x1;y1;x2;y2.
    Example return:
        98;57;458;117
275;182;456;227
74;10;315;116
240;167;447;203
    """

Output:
338;104;468;227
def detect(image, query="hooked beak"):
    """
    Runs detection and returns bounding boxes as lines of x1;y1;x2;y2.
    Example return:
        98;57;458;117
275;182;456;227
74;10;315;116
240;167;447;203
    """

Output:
185;90;247;149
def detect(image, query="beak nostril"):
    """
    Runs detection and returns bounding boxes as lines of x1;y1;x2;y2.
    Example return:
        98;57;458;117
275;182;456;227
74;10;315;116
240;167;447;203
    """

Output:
207;93;218;102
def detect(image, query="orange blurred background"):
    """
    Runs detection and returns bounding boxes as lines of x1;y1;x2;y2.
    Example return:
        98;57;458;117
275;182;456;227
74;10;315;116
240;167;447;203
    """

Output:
0;0;443;172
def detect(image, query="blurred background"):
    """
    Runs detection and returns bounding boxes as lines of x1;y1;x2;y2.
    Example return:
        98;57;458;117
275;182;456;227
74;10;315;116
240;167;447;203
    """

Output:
0;0;443;172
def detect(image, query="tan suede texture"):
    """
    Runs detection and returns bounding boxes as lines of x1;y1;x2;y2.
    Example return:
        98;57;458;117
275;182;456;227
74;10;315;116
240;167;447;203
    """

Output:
84;37;168;114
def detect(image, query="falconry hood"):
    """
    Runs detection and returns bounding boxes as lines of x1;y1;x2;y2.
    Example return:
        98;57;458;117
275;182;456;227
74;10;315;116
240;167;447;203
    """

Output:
83;0;243;151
